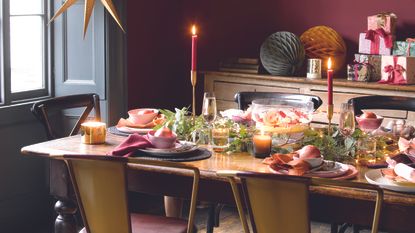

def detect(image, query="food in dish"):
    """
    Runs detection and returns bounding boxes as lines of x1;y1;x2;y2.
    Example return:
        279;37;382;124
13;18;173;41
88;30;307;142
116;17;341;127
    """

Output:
147;129;177;149
128;108;159;125
251;98;313;134
355;113;383;130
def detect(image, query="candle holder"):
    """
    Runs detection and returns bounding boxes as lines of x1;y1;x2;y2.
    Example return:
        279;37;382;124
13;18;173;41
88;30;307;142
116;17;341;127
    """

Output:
80;121;106;144
252;132;272;158
327;104;333;134
191;71;197;117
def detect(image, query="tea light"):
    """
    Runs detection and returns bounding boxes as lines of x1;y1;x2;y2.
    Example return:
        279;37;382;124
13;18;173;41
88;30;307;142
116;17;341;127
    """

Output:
81;121;106;144
253;133;272;158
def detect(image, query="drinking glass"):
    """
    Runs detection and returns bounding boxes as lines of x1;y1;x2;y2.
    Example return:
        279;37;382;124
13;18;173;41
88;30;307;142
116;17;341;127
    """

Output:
202;92;217;124
211;125;229;152
338;103;355;138
356;137;377;165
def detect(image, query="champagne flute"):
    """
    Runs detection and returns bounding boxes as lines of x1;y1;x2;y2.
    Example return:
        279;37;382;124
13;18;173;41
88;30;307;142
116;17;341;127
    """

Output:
202;92;217;124
339;103;355;137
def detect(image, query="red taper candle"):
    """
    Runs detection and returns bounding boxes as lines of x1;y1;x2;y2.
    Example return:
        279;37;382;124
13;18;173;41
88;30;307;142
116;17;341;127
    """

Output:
327;58;333;105
191;25;198;71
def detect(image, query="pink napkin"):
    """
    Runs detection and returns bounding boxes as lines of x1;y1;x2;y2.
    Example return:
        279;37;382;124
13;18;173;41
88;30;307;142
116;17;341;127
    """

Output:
398;137;415;162
111;134;153;157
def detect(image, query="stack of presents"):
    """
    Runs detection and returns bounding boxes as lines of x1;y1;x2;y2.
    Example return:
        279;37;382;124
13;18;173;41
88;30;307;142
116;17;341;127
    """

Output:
347;12;415;84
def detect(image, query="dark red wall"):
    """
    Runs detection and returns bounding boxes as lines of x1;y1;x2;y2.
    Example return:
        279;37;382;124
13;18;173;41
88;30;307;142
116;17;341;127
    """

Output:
127;0;415;110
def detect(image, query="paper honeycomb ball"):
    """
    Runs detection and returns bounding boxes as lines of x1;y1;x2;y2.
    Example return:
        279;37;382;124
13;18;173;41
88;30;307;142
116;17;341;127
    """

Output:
260;31;305;76
300;26;347;73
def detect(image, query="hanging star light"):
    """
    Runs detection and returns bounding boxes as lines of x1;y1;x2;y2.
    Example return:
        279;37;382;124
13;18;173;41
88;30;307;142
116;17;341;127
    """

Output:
50;0;125;37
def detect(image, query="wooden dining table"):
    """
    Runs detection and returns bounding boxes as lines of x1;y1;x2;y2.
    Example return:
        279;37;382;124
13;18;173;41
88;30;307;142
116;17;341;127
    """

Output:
21;132;415;233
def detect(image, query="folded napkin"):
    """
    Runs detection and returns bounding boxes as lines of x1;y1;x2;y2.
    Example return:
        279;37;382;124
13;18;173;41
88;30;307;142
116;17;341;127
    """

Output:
110;134;153;157
116;115;165;129
395;163;415;182
263;153;311;176
382;163;415;183
398;137;415;162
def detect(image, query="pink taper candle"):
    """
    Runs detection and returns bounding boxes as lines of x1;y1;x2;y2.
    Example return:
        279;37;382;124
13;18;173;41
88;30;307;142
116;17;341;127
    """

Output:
327;58;333;105
191;25;198;71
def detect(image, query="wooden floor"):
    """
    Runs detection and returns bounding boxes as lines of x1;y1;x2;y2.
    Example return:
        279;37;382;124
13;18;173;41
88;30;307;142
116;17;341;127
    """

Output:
24;194;383;233
193;205;377;233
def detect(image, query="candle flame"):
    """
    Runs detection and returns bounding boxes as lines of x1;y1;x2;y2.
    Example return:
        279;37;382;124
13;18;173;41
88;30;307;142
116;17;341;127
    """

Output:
327;57;332;70
192;25;197;35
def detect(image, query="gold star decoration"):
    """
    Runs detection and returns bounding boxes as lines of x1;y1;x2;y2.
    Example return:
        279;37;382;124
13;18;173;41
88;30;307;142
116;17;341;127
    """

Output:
50;0;125;37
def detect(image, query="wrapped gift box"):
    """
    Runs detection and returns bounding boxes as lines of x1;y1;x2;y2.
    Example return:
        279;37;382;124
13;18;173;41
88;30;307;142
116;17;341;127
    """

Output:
380;55;415;84
359;32;393;55
368;12;397;34
393;40;415;57
347;63;374;82
354;54;382;81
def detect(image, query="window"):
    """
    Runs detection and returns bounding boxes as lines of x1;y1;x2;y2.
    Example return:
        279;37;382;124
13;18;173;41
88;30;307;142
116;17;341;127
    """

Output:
1;0;49;105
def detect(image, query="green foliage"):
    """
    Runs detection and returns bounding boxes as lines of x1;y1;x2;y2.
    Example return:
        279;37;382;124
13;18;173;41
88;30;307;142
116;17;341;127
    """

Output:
157;107;205;141
227;124;255;153
301;127;363;162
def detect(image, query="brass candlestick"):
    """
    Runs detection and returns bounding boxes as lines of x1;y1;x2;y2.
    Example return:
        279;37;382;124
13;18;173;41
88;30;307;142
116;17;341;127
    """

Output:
191;70;197;117
327;104;333;134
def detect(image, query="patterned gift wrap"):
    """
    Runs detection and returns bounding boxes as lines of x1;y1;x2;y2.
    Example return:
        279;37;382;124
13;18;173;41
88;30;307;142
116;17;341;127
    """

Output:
358;32;393;55
393;39;415;57
347;63;373;82
354;54;382;81
367;12;397;34
380;55;415;85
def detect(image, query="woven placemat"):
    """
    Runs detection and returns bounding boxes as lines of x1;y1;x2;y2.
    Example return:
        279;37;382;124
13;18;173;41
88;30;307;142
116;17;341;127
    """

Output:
132;148;212;162
108;126;131;137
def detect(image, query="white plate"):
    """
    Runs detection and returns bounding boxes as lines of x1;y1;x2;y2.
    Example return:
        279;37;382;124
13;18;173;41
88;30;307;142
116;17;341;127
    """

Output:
365;169;415;193
139;141;198;156
270;161;349;178
116;126;152;134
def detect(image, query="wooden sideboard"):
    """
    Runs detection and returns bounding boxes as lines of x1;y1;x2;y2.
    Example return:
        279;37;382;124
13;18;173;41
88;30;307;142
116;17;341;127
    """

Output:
202;71;415;125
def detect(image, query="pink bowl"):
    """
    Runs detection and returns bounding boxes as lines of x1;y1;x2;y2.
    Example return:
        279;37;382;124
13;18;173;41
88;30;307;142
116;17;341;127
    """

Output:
147;130;177;149
356;115;384;130
128;108;158;125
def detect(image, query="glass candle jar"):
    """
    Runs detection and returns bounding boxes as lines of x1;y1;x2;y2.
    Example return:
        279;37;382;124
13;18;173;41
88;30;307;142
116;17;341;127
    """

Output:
80;121;107;144
252;133;272;158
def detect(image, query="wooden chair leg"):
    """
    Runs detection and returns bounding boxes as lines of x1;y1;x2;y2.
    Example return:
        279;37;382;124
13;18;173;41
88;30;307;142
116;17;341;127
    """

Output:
339;223;351;233
214;204;225;227
353;224;361;233
331;223;338;233
206;204;216;233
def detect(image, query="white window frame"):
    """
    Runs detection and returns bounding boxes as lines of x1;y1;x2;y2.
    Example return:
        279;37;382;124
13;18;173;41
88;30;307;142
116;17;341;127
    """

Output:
0;0;51;107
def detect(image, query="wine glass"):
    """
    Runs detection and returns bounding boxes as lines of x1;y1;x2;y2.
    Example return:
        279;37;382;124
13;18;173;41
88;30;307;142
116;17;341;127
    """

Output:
202;92;217;124
338;103;355;138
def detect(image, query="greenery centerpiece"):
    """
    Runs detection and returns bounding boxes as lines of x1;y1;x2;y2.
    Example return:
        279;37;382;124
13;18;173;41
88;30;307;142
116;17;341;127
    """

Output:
154;107;398;163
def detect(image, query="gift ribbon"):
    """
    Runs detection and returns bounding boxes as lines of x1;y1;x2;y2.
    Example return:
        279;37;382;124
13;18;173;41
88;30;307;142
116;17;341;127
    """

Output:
379;56;406;84
406;38;415;56
365;28;393;54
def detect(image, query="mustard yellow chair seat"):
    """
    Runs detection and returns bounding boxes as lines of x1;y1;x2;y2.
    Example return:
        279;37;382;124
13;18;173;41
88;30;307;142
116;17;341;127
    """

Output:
79;213;188;233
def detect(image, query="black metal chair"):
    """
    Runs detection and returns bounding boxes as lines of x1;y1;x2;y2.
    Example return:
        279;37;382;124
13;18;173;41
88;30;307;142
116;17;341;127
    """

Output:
31;93;101;140
234;92;323;111
348;95;415;115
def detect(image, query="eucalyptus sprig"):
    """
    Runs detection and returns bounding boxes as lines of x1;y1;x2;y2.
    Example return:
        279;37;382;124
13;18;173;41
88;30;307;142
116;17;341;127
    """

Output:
156;107;205;141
